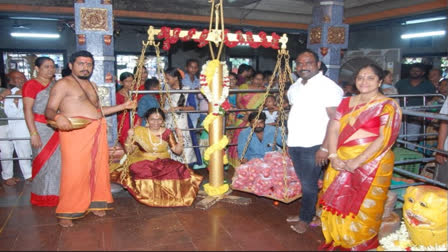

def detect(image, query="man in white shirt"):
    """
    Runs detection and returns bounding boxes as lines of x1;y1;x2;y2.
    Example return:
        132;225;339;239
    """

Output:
3;71;32;185
286;49;343;234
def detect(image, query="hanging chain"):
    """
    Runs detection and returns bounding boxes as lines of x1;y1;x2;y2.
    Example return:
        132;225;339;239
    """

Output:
110;40;150;168
238;50;282;162
237;49;293;201
278;50;293;201
118;39;192;181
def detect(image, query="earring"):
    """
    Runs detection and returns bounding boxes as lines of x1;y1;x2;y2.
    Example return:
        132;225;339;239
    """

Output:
161;122;166;127
146;120;150;127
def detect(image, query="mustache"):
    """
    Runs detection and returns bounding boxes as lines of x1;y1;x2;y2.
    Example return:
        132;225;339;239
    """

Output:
254;127;264;133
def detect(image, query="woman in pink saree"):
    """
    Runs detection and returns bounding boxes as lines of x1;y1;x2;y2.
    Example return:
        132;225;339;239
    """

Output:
319;64;402;251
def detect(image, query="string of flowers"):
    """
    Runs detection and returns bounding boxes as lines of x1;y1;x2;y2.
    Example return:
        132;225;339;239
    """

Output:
379;222;447;251
157;26;281;50
200;60;230;115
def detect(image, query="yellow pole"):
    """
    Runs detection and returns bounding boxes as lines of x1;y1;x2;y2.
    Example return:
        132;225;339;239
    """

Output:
208;64;224;187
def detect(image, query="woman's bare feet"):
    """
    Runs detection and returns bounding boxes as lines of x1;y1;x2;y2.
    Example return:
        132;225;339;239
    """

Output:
92;210;106;217
4;178;17;186
58;219;74;228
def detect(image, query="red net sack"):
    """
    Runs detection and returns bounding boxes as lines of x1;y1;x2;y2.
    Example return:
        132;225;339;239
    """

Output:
231;151;302;203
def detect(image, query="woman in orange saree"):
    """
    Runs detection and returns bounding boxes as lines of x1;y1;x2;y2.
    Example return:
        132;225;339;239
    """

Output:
117;108;203;207
228;72;265;168
319;64;402;251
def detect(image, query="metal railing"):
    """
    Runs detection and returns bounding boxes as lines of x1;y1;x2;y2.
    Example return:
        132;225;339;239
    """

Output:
3;90;448;198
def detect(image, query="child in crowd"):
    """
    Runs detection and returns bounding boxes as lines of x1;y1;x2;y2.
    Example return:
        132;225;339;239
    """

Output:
182;59;202;128
137;77;161;126
263;95;279;126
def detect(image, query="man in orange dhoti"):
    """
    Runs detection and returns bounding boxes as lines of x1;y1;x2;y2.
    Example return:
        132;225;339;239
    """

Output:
45;51;136;227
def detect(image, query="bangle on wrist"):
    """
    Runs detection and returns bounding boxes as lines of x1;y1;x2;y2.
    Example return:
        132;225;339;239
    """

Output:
328;153;338;159
320;146;328;152
30;131;39;136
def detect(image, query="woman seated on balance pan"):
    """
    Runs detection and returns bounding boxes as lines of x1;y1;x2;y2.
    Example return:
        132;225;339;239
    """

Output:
116;107;203;207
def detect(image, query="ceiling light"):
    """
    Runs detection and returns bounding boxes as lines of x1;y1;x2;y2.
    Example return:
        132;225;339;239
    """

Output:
404;16;446;25
10;32;60;39
401;30;445;39
9;17;59;21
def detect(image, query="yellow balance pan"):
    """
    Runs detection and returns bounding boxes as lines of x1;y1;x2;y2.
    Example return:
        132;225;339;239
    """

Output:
47;117;92;130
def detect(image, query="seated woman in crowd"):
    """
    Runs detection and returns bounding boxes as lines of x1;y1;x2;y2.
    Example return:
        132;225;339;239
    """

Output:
117;108;203;207
228;71;265;168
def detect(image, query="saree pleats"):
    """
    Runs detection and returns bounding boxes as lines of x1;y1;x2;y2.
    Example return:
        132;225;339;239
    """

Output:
228;84;264;168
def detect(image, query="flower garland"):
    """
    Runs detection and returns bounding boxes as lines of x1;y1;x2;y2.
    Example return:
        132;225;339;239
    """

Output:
199;60;230;167
199;60;230;115
157;26;281;50
379;222;447;251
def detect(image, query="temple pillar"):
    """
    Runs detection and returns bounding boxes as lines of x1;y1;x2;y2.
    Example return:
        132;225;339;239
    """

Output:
74;0;117;145
307;0;349;83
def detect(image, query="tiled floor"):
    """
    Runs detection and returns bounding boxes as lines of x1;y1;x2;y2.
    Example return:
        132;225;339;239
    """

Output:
0;168;325;251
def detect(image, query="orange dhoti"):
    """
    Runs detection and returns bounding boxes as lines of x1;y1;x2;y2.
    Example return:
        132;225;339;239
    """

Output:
56;117;113;219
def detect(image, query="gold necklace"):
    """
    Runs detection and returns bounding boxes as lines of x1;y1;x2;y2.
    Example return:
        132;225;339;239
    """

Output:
348;94;378;125
148;128;162;151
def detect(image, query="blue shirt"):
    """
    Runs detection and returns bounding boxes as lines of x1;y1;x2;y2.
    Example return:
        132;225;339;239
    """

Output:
182;74;199;89
137;94;160;126
395;78;436;106
237;125;285;161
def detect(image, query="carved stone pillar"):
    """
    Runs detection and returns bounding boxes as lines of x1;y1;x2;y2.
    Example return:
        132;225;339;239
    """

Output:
74;0;116;146
307;0;349;82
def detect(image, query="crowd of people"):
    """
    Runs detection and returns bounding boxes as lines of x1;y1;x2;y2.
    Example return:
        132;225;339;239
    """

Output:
0;48;447;250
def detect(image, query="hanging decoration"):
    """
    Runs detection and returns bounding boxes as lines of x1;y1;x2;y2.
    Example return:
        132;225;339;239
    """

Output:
156;26;281;51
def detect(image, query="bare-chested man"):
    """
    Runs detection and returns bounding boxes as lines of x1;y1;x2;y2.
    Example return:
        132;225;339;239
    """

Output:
45;50;136;227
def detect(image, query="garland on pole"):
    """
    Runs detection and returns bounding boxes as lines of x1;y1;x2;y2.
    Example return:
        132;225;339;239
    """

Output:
200;60;230;115
199;60;230;166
